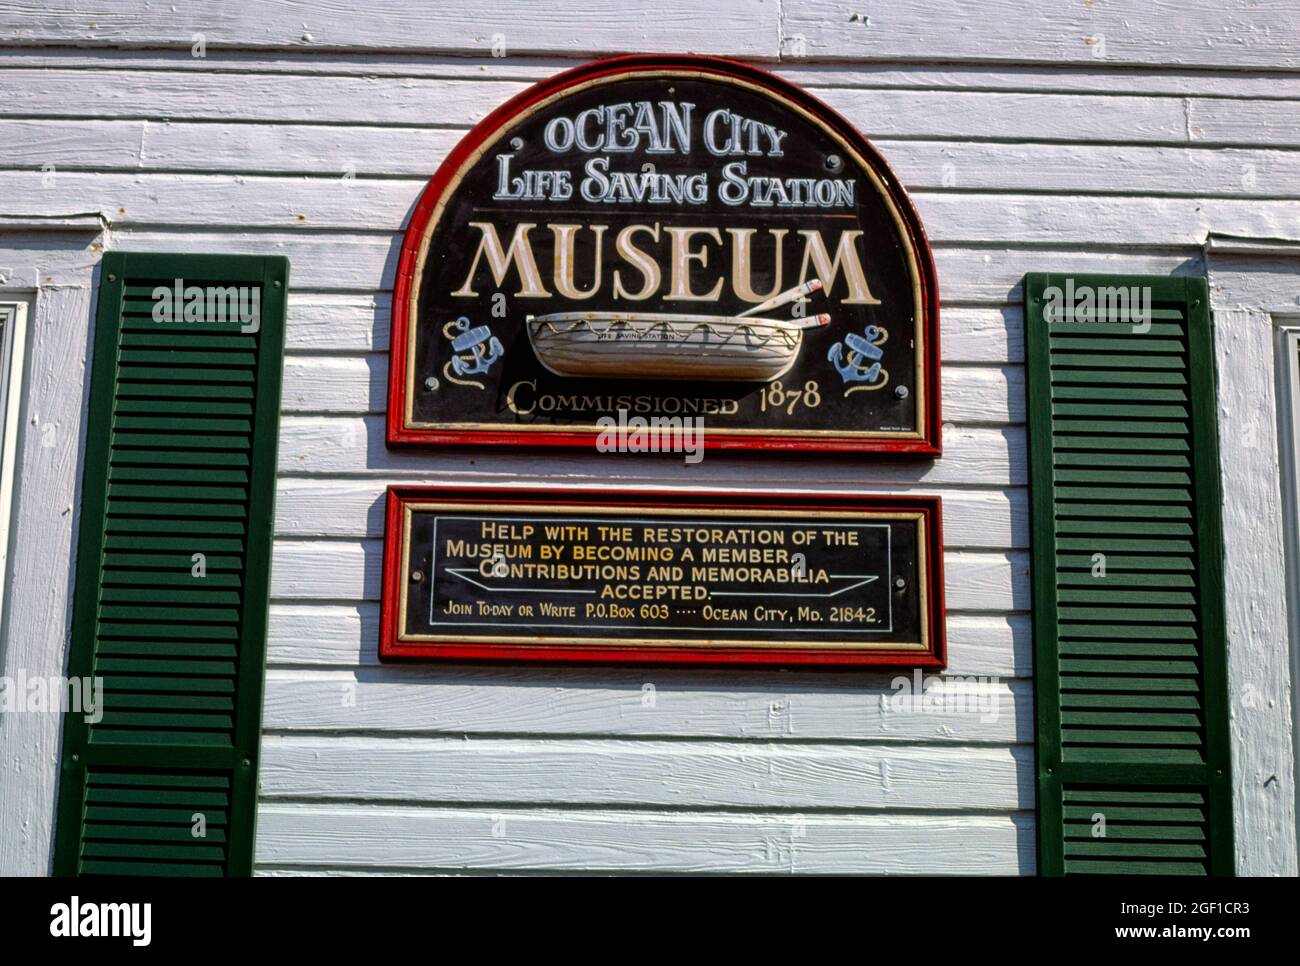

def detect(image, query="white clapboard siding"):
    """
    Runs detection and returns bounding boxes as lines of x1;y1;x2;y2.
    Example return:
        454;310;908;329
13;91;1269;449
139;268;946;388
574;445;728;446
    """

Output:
259;735;1033;809
0;118;150;169
11;69;1300;146
782;64;1300;100
7;69;1300;148
0;1;780;57
275;416;1026;486
1189;98;1300;146
279;354;1024;425
282;297;1025;362
264;604;1032;677
819;90;1294;148
260;669;1031;743
272;478;1027;550
8;47;1300;99
0;232;103;288
9;119;1300;199
0;49;577;79
780;0;1300;71
4;0;1294;72
254;804;1034;874
0;70;527;126
9;45;1300;100
266;538;1027;612
1210;258;1300;308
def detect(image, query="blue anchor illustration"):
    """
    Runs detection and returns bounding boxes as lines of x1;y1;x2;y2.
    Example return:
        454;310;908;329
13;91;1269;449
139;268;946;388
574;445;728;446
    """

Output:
828;324;885;384
442;316;503;389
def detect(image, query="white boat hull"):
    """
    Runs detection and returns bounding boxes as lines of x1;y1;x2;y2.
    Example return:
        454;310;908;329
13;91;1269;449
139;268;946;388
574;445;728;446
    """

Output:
526;312;806;382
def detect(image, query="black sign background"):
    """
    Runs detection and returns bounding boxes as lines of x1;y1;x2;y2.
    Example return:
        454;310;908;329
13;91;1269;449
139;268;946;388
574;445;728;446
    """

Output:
390;57;939;453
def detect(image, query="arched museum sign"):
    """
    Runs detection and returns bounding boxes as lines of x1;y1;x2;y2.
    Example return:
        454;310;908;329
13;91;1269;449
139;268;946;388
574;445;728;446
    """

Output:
388;54;941;455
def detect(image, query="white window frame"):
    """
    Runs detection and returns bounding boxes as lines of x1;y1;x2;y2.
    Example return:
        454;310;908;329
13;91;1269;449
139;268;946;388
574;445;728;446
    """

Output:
0;297;30;634
1205;233;1300;875
1276;320;1300;859
0;215;105;875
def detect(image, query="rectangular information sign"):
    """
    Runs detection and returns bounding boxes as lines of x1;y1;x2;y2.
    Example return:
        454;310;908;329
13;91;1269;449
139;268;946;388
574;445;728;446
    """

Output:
381;487;944;667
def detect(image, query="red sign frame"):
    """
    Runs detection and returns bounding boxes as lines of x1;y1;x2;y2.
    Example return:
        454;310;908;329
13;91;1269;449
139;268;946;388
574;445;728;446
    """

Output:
380;486;945;668
387;54;941;456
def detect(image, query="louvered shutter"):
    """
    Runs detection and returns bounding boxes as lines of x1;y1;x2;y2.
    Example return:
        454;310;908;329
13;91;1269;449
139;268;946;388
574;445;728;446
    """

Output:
1024;273;1233;876
54;252;286;876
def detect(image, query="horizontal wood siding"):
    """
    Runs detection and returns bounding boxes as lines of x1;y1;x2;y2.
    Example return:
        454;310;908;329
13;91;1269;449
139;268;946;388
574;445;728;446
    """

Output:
2;0;1295;874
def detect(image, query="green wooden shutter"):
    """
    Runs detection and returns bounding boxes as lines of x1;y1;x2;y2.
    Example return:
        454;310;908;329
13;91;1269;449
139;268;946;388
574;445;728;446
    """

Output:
1025;273;1233;876
54;252;287;876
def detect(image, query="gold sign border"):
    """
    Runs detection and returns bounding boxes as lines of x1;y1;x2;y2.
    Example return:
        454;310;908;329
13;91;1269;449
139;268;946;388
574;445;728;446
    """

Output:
396;501;931;651
403;69;927;440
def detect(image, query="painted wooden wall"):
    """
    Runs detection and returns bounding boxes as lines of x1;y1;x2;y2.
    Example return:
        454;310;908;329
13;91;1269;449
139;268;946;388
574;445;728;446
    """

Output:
0;0;1296;874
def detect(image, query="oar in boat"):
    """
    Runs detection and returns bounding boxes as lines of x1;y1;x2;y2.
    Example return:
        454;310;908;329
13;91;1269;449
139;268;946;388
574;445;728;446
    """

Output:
735;279;829;329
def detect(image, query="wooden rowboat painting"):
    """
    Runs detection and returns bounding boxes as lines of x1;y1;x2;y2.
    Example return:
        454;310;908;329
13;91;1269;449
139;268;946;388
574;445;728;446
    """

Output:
526;280;829;382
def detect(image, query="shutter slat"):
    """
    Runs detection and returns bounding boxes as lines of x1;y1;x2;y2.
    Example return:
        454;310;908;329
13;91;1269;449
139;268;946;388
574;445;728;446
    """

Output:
1064;861;1208;875
1062;711;1203;728
98;622;241;641
1060;676;1200;693
111;450;250;467
102;571;244;588
101;676;236;693
1053;404;1189;419
1055;469;1191;484
1064;842;1207;859
83;806;228;822
106;514;248;530
116;383;255;399
1057;608;1197;624
106;692;236;710
116;399;254;416
1050;338;1185;353
1053;421;1189;437
111;432;252;450
114;417;254;433
1052;353;1185;369
109;484;249;500
110;467;250;484
1057;521;1193;536
1058;624;1197;640
1054;451;1190;466
102;553;244;570
101;587;243;605
121;333;256;350
1057;538;1193;553
1055;503;1191;519
1063;825;1204;841
1062;641;1200;658
1051;436;1189;451
1056;554;1194;570
119;349;257;366
1053;386;1188;401
1057;591;1196;605
1057;574;1194;587
1062;729;1202;746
